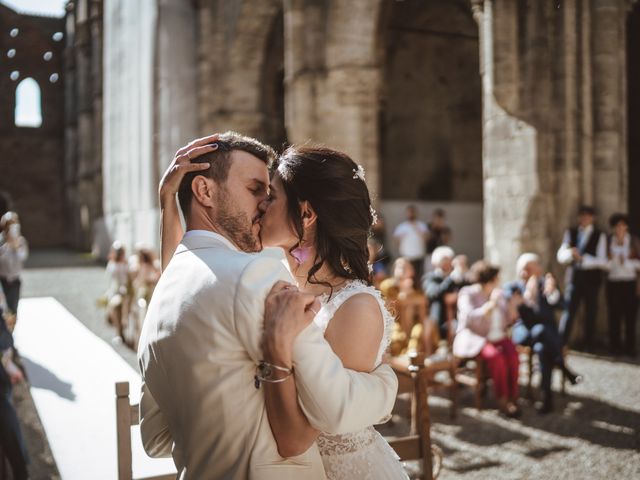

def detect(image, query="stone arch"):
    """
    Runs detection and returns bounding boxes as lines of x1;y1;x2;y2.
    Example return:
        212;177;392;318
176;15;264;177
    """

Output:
14;77;43;127
378;0;482;203
198;0;285;144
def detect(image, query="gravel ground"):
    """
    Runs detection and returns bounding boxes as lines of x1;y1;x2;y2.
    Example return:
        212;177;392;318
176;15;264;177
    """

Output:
10;249;640;479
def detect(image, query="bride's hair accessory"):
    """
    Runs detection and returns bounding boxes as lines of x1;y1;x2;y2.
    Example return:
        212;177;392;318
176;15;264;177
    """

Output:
352;164;366;181
291;245;312;265
369;205;378;225
254;361;293;389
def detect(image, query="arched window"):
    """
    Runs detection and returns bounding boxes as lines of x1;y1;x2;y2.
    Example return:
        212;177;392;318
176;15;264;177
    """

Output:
15;77;42;127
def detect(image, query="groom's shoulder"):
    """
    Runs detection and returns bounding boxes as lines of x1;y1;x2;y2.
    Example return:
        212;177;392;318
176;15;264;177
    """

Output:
168;245;291;288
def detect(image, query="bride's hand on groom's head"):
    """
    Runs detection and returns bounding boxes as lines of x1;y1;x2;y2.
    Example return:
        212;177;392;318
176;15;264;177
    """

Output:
158;134;220;200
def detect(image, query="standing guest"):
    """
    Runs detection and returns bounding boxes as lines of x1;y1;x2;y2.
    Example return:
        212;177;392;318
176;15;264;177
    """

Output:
0;191;12;219
606;213;640;356
426;208;452;256
422;246;469;341
393;205;428;283
556;205;608;350
453;261;522;417
0;212;29;329
505;253;582;414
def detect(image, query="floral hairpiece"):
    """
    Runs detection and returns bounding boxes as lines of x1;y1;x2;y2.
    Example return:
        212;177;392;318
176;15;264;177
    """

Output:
352;164;366;181
369;205;379;226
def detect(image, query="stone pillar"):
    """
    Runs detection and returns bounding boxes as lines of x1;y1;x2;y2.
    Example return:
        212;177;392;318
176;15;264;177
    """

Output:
102;0;158;255
155;0;199;184
476;0;544;280
284;0;383;197
591;0;627;217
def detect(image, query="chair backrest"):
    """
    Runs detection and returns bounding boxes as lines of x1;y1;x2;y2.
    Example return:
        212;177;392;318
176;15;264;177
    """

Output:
388;356;441;480
115;382;175;480
395;293;428;337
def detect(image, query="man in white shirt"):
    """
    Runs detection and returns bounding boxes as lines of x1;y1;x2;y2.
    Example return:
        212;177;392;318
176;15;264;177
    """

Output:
393;205;428;284
556;205;608;350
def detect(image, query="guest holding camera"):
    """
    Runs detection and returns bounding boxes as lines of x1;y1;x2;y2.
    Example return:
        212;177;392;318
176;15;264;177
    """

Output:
0;212;29;328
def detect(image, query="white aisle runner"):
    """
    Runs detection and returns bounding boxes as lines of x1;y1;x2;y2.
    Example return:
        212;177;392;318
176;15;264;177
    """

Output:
13;297;176;480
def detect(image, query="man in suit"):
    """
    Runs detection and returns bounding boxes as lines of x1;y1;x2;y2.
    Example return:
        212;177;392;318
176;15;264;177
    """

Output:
556;205;608;350
505;253;581;413
137;133;397;479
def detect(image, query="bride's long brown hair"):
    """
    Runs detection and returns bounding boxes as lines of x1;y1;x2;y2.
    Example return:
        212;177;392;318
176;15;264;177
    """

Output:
274;146;374;290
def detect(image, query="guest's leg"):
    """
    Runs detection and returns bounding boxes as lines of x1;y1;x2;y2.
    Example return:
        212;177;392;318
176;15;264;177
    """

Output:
583;274;601;350
480;342;508;401
607;281;622;353
622;281;638;356
501;340;520;401
559;279;581;345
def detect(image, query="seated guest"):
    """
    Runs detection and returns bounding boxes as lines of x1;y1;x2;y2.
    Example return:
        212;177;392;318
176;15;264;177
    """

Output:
422;246;469;341
606;213;640;356
453;261;522;417
382;258;438;356
505;253;582;414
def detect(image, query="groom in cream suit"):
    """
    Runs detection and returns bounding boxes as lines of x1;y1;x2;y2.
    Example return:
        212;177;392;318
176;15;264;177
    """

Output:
137;133;398;479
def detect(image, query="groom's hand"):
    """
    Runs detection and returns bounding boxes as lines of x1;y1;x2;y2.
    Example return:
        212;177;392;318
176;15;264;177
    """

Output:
263;281;319;367
159;134;220;202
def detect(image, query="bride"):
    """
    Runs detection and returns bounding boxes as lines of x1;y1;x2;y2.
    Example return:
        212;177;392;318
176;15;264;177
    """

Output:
159;135;408;479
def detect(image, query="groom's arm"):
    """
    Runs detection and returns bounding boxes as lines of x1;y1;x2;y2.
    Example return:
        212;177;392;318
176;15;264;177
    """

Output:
292;325;398;435
234;254;398;435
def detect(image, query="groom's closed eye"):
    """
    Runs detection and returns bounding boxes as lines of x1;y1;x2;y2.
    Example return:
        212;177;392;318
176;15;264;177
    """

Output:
248;180;268;197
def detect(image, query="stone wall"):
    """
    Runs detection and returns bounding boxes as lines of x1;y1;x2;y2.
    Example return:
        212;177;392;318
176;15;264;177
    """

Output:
380;0;483;202
0;4;66;247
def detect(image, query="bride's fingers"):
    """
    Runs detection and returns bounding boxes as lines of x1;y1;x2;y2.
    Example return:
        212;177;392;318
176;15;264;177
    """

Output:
267;280;295;297
181;144;218;163
175;133;220;157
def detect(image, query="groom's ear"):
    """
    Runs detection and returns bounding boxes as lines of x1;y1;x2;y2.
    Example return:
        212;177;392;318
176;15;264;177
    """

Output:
300;201;317;229
192;175;217;208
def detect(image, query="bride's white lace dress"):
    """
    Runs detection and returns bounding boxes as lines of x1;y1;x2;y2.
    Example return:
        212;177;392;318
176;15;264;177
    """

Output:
314;280;409;480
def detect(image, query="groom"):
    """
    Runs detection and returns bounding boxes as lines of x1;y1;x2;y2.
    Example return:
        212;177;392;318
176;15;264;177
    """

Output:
137;132;398;480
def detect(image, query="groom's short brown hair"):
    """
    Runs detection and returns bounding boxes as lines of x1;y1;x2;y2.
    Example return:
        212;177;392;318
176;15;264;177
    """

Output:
178;131;276;217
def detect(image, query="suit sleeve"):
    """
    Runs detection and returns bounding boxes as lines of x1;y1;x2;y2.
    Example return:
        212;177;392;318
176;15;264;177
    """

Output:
139;381;173;457
557;230;574;265
233;255;294;362
234;255;398;435
292;324;398;435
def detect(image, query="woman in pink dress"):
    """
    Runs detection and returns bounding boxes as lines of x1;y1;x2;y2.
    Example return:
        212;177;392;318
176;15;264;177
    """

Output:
453;260;523;417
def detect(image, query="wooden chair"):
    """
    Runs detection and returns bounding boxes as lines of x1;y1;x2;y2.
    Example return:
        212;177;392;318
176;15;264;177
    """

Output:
391;295;458;419
454;355;487;410
115;382;175;480
388;354;443;480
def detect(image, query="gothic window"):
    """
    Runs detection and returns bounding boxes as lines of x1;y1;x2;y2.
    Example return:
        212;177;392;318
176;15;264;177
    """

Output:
14;77;43;128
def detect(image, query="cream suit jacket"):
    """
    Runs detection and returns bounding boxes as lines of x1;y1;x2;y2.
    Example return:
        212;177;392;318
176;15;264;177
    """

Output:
137;231;398;480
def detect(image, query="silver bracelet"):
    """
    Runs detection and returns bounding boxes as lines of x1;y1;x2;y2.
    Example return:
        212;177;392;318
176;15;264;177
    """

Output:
254;361;293;389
